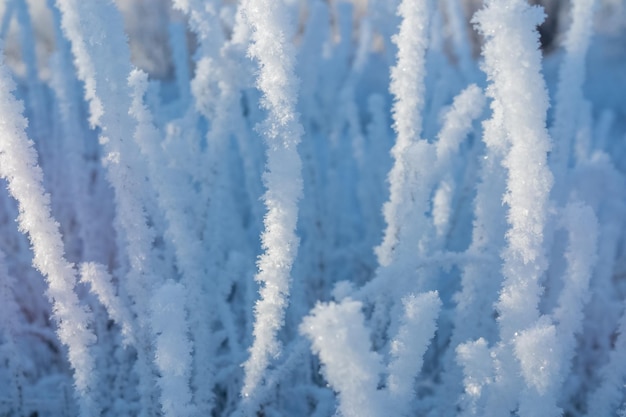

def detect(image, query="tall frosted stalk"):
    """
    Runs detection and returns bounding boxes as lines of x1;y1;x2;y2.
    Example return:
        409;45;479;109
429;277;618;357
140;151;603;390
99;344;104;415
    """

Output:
376;0;433;269
240;0;305;404
0;49;98;417
474;0;553;343
473;1;557;415
550;0;596;202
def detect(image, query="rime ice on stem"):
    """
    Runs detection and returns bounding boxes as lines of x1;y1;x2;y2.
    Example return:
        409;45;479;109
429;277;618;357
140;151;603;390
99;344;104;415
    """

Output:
47;0;109;265
0;49;98;417
80;262;135;345
550;0;596;203
474;0;553;343
387;291;441;415
452;84;509;346
587;304;626;415
301;299;387;417
150;280;196;417
449;98;508;416
473;0;557;415
365;0;437;349
172;0;224;125
525;201;597;416
377;0;433;268
432;84;485;243
552;202;597;368
240;0;305;403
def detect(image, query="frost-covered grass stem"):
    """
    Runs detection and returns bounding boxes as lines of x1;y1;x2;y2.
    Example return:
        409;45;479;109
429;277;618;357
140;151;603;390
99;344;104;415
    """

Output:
0;50;98;417
240;0;305;402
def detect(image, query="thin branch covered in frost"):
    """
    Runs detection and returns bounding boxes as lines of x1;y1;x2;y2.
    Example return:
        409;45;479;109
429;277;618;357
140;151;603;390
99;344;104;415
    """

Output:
432;84;485;241
171;0;224;121
387;291;441;415
456;338;492;416
432;179;454;240
377;0;433;268
588;256;626;417
509;202;596;416
301;299;387;417
587;313;626;416
451;135;508;415
363;0;440;353
513;319;561;416
240;0;305;401
47;4;101;264
150;280;196;417
435;84;485;166
474;0;553;341
550;0;596;202
0;50;98;416
472;1;558;415
451;85;508;350
552;202;598;366
80;262;135;345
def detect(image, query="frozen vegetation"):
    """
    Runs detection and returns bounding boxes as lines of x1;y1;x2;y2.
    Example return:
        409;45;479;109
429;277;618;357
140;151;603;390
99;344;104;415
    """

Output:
1;0;626;416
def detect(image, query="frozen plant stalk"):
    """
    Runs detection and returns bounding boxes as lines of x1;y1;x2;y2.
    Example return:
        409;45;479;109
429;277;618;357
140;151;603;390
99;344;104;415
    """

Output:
301;299;387;417
474;0;553;346
0;49;98;417
240;0;305;402
377;0;433;268
387;291;441;415
474;1;557;415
